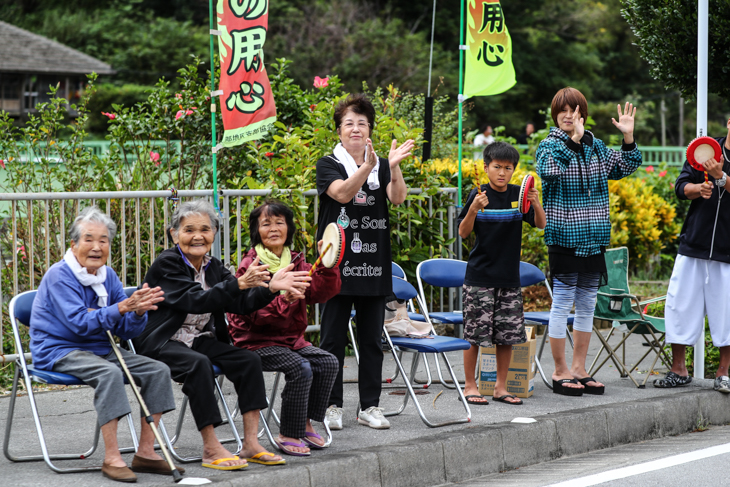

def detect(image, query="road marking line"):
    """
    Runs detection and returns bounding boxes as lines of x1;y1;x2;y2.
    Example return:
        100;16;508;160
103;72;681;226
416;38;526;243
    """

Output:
545;442;730;486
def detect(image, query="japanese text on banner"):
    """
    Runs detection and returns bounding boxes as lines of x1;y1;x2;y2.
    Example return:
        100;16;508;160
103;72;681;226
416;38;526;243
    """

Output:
463;0;516;99
216;0;276;147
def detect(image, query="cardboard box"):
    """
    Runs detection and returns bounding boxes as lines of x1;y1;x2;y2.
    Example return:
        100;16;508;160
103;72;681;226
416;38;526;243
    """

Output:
478;326;537;398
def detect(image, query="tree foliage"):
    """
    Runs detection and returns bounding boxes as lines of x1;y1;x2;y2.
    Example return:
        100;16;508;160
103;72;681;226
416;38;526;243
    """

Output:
622;0;730;100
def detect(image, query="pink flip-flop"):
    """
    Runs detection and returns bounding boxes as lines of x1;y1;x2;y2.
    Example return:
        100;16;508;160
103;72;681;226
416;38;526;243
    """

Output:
302;431;327;449
275;438;311;456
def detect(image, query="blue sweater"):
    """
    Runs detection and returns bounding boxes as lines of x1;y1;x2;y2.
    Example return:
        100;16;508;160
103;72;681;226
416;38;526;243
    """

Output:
536;127;642;257
30;261;146;370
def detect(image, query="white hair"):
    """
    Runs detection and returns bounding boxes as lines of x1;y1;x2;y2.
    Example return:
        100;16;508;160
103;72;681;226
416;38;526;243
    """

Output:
69;206;117;242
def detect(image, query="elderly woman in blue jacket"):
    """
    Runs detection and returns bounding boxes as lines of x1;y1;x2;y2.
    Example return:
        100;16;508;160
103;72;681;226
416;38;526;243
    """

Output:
536;87;642;396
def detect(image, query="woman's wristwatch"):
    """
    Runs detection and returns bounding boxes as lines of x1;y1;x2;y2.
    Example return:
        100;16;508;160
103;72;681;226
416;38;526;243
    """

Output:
716;172;727;188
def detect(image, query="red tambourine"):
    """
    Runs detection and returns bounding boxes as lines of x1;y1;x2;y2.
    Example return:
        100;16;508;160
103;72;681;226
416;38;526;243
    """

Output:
687;136;721;172
518;174;535;214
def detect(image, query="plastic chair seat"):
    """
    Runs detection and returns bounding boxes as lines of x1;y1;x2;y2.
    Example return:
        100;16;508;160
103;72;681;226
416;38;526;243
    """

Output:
523;311;574;326
27;365;86;386
427;311;463;325
408;312;426;322
390;335;471;353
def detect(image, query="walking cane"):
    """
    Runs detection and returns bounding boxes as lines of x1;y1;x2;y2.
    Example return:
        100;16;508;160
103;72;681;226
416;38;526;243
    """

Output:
106;330;183;483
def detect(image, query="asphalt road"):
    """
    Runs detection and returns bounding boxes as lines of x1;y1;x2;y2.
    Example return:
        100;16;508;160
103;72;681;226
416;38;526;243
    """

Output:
446;424;730;486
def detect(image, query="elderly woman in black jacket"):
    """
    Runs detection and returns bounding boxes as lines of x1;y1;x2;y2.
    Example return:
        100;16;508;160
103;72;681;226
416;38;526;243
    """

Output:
134;199;311;470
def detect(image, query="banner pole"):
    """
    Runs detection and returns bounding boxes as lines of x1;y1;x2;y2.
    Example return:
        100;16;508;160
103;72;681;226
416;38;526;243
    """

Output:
457;0;465;208
209;0;219;210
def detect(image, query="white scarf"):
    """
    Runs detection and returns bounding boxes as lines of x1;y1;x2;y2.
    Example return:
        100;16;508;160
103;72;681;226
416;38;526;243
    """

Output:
333;142;380;190
64;248;108;307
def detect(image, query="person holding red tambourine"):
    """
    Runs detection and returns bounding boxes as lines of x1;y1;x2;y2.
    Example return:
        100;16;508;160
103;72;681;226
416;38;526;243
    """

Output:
655;118;730;393
536;87;642;396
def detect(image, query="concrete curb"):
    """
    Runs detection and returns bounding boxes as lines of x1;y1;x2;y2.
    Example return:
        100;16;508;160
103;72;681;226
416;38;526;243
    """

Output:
155;389;730;487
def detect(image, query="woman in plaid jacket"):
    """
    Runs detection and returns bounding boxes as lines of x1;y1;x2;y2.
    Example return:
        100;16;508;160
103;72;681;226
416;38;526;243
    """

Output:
536;87;642;396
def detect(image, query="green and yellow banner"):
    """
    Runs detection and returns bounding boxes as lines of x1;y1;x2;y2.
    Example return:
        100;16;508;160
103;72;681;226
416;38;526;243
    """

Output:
463;0;516;99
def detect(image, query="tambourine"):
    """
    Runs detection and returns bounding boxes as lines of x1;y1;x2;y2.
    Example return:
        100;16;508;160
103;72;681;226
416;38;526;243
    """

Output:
309;222;346;275
518;174;535;214
687;136;721;183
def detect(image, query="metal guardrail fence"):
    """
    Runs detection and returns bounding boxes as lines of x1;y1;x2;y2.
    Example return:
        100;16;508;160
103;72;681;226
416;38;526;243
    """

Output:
0;187;458;363
8;142;690;166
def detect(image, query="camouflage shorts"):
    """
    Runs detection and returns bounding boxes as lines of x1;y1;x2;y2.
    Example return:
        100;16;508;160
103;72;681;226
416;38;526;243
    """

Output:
462;285;526;347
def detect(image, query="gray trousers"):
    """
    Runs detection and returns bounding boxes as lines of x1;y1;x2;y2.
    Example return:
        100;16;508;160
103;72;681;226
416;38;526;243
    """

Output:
53;348;176;427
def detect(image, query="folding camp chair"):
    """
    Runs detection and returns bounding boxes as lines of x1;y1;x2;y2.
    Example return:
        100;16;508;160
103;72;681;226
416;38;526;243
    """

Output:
519;261;575;389
383;276;472;427
3;290;138;473
122;287;253;462
588;247;670;388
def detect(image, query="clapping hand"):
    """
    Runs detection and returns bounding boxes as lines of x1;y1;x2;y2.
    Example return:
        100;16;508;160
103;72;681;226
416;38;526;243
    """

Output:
238;257;270;290
121;283;165;316
365;139;378;167
269;263;311;296
388;139;415;170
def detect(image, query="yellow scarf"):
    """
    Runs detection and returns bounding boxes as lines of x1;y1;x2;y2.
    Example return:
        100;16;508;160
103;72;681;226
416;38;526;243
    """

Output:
255;244;291;274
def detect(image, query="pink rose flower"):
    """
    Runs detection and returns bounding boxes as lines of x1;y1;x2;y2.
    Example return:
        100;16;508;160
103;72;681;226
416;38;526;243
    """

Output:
265;152;274;158
150;151;161;165
0;159;5;170
659;170;667;177
313;76;329;89
175;110;185;120
670;182;675;189
645;165;654;173
101;112;116;120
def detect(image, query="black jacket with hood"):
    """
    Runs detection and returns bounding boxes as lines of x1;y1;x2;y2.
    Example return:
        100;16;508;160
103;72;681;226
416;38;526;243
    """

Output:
675;135;730;264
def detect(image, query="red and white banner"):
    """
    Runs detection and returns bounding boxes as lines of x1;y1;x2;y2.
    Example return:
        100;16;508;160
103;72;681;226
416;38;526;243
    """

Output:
216;0;276;147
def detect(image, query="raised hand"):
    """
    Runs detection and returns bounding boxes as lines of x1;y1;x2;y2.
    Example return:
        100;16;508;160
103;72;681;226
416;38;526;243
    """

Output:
526;187;540;205
388;139;415;170
269;263;311;295
611;102;637;142
571;105;585;143
121;283;165;316
238;256;271;290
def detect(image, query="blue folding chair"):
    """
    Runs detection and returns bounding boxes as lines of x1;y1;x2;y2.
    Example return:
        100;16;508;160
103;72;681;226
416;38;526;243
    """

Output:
519;262;575;389
382;277;472;427
3;290;138;473
416;258;467;338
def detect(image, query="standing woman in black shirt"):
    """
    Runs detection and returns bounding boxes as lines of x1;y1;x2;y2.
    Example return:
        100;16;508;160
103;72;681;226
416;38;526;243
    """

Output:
316;94;414;430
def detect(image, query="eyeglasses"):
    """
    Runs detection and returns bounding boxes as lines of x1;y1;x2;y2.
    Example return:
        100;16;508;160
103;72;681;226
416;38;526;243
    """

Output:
341;121;370;130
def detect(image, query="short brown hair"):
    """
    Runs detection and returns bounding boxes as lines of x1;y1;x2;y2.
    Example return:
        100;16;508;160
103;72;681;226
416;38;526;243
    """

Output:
550;87;588;127
333;93;376;132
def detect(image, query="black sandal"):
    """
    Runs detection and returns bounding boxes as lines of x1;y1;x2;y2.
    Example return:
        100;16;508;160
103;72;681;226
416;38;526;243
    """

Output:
552;379;583;396
653;371;692;388
492;394;523;405
576;376;605;395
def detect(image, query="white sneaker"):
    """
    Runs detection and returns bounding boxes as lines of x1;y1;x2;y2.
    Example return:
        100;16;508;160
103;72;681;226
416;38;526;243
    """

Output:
324;406;343;430
357;406;390;429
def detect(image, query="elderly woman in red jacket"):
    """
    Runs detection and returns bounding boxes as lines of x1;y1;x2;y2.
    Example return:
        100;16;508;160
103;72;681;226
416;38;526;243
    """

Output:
228;200;341;457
